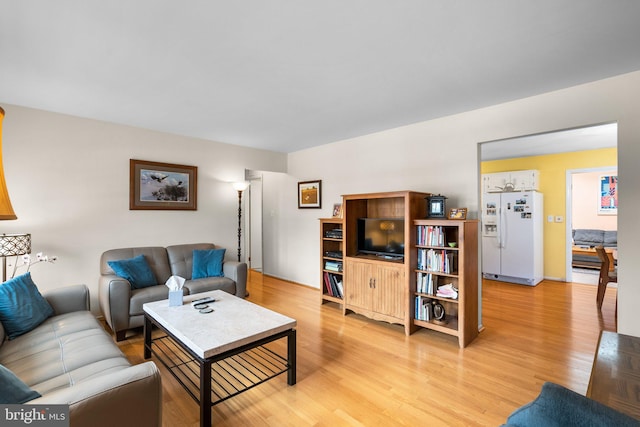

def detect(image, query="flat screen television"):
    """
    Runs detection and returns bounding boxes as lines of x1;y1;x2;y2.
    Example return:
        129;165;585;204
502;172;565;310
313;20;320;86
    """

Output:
357;218;405;259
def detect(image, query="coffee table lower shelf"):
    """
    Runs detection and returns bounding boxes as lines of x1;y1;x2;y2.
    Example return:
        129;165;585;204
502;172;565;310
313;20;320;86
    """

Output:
150;333;292;406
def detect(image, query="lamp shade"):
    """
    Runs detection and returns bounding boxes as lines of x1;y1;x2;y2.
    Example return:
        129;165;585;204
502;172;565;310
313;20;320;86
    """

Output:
0;233;31;257
232;182;249;192
0;107;17;220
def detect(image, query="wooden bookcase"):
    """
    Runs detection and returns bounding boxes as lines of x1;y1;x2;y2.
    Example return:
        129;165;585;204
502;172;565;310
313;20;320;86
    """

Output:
320;218;344;306
341;191;429;335
413;219;479;348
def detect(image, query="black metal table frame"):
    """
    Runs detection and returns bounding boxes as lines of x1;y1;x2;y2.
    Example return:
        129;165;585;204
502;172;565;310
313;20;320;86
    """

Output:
144;313;296;426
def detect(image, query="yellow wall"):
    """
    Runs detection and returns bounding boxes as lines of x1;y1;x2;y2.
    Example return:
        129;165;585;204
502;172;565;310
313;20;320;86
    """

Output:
481;147;617;280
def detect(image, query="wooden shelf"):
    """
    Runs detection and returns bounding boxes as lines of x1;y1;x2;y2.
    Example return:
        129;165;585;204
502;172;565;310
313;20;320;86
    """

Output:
413;220;479;348
320;218;344;307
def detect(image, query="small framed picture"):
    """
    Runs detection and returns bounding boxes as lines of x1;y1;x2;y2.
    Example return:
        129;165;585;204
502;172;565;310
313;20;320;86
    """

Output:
298;180;322;209
130;159;197;210
448;208;467;220
332;203;343;218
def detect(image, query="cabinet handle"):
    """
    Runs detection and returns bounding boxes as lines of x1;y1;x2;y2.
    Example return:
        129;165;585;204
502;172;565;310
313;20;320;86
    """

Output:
372;278;376;288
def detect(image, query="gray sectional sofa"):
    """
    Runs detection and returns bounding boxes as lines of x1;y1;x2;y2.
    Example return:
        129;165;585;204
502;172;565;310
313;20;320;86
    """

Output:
99;243;247;341
0;284;162;426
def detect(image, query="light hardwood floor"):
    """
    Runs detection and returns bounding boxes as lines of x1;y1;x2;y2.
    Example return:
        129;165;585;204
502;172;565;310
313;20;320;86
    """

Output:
116;271;618;426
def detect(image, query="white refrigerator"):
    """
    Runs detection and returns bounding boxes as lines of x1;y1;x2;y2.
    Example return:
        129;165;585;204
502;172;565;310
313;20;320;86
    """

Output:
481;190;543;286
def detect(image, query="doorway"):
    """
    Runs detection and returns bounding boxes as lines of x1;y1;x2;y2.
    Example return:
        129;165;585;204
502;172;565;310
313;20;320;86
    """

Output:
479;122;618;283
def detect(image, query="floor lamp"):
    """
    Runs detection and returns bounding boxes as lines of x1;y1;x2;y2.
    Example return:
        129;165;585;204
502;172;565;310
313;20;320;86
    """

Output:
232;182;250;262
0;107;31;282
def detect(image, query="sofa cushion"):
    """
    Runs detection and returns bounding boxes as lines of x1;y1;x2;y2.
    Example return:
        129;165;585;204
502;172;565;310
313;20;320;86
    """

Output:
505;382;639;427
0;311;131;395
603;230;617;247
0;273;54;339
183;277;236;296
192;248;225;279
166;243;216;280
0;364;40;403
573;229;605;247
101;247;172;285
129;284;186;316
108;254;157;289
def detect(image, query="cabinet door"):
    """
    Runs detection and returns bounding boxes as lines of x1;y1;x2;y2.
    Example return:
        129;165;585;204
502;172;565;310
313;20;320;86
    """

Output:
345;259;372;310
372;264;405;319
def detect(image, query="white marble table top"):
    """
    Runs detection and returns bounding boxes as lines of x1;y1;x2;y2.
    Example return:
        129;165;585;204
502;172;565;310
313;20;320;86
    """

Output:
143;290;297;359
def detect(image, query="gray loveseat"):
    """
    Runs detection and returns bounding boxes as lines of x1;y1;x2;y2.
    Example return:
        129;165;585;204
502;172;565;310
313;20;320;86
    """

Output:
0;284;162;426
99;243;247;341
572;229;617;269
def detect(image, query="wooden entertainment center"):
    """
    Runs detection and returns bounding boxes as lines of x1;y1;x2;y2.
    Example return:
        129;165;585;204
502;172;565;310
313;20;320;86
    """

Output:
320;190;479;347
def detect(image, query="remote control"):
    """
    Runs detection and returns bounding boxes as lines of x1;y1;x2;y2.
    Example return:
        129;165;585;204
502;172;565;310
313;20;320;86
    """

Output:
191;296;217;307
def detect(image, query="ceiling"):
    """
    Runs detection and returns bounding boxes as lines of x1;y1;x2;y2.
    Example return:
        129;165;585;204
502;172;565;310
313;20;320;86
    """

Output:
1;1;639;154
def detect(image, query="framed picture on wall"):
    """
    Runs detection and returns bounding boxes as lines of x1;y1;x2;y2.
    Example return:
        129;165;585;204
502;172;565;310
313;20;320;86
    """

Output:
130;159;197;210
598;174;617;215
298;180;322;209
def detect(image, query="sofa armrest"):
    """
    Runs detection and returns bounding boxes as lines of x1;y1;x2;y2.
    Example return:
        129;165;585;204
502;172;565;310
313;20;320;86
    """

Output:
43;284;90;315
98;275;133;334
29;362;162;427
504;382;639;427
223;261;248;297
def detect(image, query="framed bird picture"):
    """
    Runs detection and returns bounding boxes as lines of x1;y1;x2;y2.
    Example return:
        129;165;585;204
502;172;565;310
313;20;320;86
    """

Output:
130;159;197;210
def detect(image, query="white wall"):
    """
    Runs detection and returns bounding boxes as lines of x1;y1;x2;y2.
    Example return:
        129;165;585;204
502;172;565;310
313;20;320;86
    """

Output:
286;70;640;337
1;104;287;312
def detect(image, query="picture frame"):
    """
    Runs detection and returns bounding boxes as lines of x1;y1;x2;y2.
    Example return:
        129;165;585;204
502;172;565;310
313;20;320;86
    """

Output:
298;180;322;209
448;208;468;220
130;159;197;210
332;203;343;218
598;174;617;215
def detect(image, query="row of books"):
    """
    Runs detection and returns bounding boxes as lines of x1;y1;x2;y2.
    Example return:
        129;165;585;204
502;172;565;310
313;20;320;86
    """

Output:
417;225;446;246
415;296;436;321
417;248;455;274
323;272;344;298
416;272;436;294
324;260;343;272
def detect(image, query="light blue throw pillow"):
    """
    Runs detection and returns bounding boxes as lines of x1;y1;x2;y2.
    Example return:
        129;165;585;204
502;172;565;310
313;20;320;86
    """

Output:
0;364;41;404
192;249;225;279
107;254;157;289
0;272;54;340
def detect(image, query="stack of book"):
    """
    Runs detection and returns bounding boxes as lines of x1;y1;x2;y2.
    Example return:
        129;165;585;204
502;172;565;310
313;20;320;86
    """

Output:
324;260;343;272
323;272;344;298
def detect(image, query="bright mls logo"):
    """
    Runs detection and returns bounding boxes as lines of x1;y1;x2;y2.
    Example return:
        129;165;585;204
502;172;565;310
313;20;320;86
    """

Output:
1;405;68;426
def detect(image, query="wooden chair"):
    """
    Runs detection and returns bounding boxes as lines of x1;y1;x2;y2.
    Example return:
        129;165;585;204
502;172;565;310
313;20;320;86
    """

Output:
595;245;617;309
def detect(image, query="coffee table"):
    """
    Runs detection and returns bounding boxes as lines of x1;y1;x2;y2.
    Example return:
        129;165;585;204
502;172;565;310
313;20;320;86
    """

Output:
143;290;297;426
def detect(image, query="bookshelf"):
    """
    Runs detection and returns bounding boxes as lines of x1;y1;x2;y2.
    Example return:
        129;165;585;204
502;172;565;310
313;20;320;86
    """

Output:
320;218;344;307
413;219;479;348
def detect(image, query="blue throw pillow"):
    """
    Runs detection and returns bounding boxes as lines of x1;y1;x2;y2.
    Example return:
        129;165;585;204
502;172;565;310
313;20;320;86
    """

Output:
107;254;157;289
0;272;54;340
192;249;225;279
0;364;41;404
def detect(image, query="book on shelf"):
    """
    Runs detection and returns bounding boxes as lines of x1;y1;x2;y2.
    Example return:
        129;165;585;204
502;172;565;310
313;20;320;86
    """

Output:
415;295;433;321
324;260;343;272
323;271;343;298
417;248;455;274
417;225;445;247
416;272;436;294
